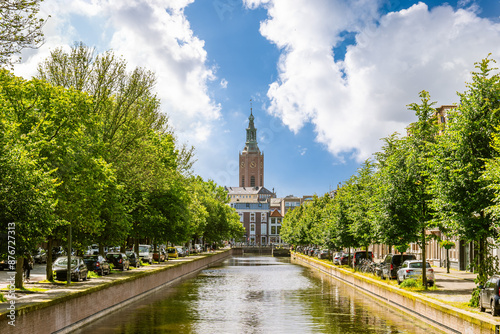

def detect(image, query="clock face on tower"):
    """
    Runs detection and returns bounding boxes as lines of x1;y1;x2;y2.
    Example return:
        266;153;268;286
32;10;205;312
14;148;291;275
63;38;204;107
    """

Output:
250;161;256;168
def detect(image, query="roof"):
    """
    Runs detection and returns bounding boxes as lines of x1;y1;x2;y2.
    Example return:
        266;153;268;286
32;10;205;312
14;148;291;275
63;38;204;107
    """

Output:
225;186;274;195
269;209;283;218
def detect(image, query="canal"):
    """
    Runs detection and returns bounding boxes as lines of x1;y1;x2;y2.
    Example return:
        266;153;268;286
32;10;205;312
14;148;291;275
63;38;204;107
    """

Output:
71;255;444;333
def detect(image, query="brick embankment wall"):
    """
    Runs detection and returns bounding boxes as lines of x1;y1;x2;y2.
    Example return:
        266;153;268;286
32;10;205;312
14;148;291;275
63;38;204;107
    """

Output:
0;250;232;334
292;252;498;334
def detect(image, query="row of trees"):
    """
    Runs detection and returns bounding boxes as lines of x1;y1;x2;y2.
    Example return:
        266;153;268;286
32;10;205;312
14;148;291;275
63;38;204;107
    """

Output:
0;44;245;287
281;57;500;298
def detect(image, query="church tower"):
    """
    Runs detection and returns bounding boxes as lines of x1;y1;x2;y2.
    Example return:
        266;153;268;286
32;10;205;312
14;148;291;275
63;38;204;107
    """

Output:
239;107;264;188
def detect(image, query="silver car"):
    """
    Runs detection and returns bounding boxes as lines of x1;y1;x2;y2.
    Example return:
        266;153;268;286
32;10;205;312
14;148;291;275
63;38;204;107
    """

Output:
396;260;435;286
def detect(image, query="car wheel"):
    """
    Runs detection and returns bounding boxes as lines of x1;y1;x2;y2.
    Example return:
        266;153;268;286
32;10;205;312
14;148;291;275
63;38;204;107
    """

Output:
77;273;82;282
479;296;485;312
492;301;499;316
83;272;88;281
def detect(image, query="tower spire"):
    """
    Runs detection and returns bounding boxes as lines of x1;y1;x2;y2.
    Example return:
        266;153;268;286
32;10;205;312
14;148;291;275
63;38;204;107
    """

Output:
243;100;258;153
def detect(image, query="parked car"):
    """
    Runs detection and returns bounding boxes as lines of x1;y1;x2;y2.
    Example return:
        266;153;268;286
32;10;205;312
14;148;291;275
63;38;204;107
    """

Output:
183;247;190;256
340;253;353;265
138;244;153;264
381;254;417;280
83;255;110;275
126;251;141;268
176;247;186;257
317;249;330;259
34;247;47;264
153;248;167;262
167;247;179;258
106;252;130;271
396;260;434;286
193;244;203;254
53;256;88;282
0;255;9;270
333;252;344;265
353;251;374;267
479;275;500;316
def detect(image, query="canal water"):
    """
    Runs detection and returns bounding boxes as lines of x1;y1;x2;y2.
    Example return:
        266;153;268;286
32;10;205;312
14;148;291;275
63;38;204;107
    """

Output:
72;255;443;334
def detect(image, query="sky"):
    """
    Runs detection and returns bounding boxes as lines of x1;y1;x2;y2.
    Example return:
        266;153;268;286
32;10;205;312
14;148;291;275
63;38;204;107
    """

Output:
13;0;500;198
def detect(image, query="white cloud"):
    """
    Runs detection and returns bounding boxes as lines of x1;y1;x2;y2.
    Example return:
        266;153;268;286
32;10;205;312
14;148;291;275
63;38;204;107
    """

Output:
13;0;220;146
220;78;228;88
247;1;500;161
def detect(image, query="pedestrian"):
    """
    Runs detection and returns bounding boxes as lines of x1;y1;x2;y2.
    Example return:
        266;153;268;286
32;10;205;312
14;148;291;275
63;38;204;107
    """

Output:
23;255;31;282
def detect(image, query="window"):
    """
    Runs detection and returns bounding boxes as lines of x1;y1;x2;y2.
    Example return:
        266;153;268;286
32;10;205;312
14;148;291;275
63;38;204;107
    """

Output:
241;176;245;187
250;223;256;235
261;223;267;235
250;176;255;187
271;226;276;234
250;213;255;222
261;213;266;221
277;226;281;235
238;213;243;222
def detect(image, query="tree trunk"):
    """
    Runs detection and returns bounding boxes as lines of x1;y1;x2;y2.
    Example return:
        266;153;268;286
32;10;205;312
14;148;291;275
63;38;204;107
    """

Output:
15;256;24;289
446;248;450;273
478;237;486;283
46;237;53;281
421;228;427;289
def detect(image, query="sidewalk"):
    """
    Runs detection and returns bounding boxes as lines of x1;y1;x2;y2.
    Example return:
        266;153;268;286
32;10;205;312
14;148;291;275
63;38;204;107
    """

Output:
423;266;477;305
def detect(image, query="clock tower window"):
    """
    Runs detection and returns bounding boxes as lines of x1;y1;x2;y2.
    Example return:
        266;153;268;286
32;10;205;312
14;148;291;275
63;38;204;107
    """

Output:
250;176;256;187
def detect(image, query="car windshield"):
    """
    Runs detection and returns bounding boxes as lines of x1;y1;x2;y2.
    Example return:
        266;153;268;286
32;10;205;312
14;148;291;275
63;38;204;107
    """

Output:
139;246;149;252
54;258;78;266
167;248;176;253
83;256;98;262
409;262;431;268
108;253;121;259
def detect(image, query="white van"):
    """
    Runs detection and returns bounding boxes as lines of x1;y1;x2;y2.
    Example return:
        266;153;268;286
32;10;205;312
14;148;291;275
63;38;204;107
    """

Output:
138;244;153;264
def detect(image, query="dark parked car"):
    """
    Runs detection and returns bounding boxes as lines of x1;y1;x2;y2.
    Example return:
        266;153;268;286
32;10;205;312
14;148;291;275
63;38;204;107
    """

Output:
340;253;353;265
479;275;500;316
0;255;9;270
106;252;130;271
381;254;417;279
353;251;373;267
53;256;88;282
83;255;110;275
126;251;141;268
34;247;47;264
153;248;167;262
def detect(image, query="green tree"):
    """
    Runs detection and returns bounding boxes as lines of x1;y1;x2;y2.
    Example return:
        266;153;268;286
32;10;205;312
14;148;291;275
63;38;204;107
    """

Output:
37;43;170;255
0;0;47;67
429;57;500;297
347;160;379;262
376;91;438;287
324;185;356;265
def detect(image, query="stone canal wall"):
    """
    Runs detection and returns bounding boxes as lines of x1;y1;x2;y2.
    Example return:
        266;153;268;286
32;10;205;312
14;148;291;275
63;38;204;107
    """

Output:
0;250;231;334
292;252;498;334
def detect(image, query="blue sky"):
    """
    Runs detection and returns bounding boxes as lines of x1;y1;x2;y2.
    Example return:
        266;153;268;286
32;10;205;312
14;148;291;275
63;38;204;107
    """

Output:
13;0;500;198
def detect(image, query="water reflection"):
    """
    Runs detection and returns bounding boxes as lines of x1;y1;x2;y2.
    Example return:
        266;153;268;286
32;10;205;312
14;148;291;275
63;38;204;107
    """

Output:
71;255;444;334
